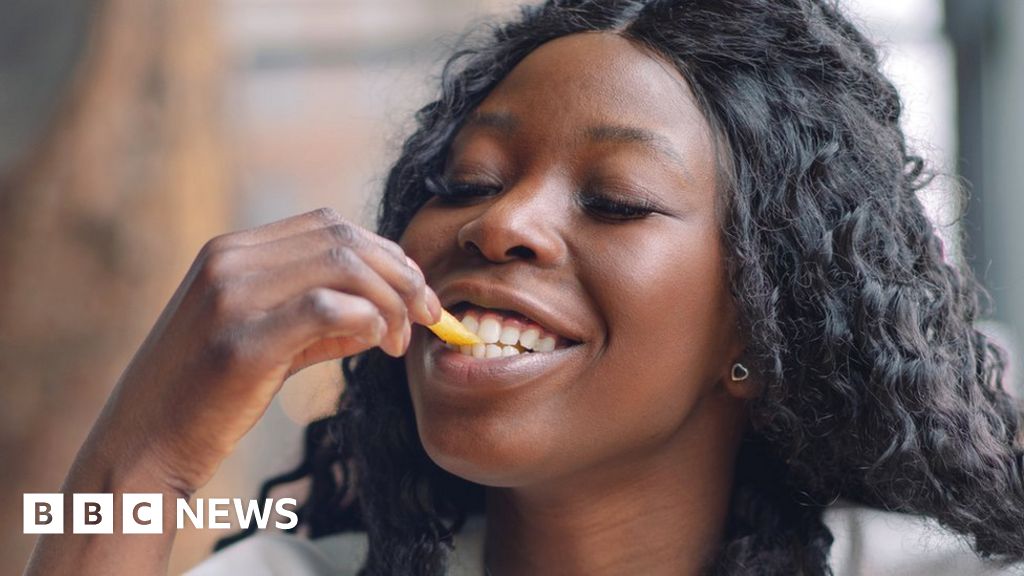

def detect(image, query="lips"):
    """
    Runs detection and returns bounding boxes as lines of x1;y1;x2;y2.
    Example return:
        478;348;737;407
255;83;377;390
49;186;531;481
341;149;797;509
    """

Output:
435;278;586;345
413;275;590;394
424;335;586;394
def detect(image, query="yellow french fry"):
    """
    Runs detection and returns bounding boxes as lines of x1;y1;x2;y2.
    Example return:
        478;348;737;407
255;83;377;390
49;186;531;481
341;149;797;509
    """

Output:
427;309;482;345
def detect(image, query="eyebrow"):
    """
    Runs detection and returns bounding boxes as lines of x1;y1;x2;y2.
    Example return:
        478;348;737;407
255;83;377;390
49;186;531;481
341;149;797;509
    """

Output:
464;110;690;176
465;110;519;134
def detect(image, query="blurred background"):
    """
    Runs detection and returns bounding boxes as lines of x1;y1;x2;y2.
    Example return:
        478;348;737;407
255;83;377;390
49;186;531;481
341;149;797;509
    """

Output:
1;0;1021;573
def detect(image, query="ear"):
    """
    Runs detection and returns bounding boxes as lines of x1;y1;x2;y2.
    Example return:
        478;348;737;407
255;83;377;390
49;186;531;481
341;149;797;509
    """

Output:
721;308;762;400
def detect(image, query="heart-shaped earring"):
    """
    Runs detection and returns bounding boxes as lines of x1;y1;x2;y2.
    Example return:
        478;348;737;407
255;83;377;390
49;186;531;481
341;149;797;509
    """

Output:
731;363;750;382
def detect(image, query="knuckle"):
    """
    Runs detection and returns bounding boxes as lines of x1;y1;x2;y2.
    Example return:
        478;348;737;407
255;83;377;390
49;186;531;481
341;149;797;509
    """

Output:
303;288;343;323
326;223;361;247
313;207;343;224
377;294;409;325
325;245;357;269
397;264;425;299
378;237;405;260
200;233;233;255
197;247;236;286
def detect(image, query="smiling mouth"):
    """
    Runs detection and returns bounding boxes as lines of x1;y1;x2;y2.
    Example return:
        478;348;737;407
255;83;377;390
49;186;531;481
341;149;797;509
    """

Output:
444;302;580;359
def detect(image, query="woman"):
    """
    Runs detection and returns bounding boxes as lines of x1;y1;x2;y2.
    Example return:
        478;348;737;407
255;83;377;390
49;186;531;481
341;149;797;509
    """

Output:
26;0;1024;574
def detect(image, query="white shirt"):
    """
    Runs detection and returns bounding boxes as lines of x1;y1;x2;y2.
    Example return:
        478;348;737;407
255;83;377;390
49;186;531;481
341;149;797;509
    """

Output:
186;502;1023;575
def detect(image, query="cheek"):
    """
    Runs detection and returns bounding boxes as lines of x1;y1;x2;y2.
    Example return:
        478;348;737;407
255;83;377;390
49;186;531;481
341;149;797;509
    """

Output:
583;220;733;420
393;210;434;264
397;204;457;268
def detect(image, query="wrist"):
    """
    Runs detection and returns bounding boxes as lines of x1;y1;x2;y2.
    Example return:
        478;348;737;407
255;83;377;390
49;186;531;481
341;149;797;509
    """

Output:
73;413;197;501
105;452;196;502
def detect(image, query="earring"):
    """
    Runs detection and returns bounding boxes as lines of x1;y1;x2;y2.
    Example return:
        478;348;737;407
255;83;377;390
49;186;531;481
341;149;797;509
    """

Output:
731;363;749;382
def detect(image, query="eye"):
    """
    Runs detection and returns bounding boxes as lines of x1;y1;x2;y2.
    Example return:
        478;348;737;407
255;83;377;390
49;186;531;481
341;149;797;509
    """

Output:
577;191;660;221
424;174;502;205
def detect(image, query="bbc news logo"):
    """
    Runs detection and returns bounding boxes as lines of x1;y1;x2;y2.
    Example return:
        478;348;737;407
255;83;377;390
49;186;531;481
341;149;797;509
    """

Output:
24;494;298;534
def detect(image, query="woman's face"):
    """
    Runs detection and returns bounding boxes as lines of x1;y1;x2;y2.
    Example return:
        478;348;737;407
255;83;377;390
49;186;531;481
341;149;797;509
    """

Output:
401;32;748;487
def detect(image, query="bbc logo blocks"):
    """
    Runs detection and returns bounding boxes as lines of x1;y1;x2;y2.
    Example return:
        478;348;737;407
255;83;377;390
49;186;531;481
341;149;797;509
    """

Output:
23;494;62;535
123;493;163;534
73;494;113;534
24;493;163;535
24;494;297;534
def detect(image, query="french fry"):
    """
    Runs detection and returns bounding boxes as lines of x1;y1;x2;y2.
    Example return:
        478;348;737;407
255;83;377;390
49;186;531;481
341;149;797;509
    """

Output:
427;309;482;345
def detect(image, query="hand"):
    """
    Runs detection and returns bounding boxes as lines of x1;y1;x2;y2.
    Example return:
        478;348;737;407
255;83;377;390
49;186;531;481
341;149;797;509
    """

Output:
95;207;440;495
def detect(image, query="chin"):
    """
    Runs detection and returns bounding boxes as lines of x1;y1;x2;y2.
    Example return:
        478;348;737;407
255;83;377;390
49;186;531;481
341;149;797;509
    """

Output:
413;407;557;488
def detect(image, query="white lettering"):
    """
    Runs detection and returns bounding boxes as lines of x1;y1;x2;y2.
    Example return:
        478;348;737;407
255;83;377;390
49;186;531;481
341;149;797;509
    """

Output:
123;493;163;534
73;494;112;534
23;494;63;534
275;498;298;530
25;492;295;534
177;498;203;529
207;498;232;529
233;498;273;530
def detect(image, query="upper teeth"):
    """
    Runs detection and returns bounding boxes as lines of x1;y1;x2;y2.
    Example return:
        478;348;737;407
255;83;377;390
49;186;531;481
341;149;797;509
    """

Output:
450;310;559;356
478;316;502;344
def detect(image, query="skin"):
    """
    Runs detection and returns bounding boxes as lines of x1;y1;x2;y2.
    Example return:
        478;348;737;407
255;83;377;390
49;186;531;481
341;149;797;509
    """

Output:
25;210;443;575
25;30;756;576
402;33;756;575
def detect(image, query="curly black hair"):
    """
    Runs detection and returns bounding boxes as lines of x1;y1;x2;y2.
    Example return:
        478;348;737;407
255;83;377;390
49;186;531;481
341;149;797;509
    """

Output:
216;1;1024;574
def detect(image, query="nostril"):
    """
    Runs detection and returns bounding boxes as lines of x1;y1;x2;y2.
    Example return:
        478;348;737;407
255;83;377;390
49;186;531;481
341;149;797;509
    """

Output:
506;245;534;259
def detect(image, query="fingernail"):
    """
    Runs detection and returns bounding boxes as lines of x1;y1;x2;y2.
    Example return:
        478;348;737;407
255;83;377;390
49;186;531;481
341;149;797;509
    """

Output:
405;255;423;278
424;286;442;324
414;301;432;326
401;322;412;354
405;256;438;325
387;325;405;357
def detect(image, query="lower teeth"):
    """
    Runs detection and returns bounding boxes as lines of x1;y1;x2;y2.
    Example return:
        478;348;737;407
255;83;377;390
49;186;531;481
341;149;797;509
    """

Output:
453;343;529;358
445;336;561;356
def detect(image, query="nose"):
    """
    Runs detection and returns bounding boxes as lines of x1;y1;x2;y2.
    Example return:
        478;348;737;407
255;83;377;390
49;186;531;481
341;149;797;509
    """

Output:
456;180;568;267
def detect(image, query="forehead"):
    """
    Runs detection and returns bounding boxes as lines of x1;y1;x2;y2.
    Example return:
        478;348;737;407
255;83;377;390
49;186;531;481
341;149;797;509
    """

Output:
461;32;716;181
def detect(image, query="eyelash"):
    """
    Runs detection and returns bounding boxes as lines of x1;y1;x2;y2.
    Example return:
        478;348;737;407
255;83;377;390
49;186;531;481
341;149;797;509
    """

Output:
424;175;659;221
425;176;500;204
578;193;659;220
